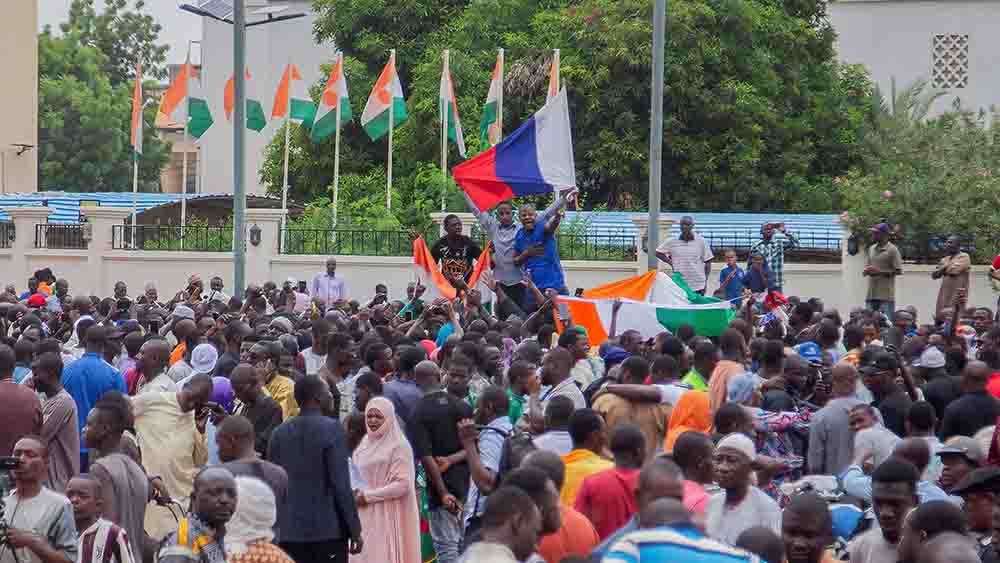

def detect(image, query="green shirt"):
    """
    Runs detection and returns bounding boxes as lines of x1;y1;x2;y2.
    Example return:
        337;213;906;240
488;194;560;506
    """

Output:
507;389;526;425
682;369;708;391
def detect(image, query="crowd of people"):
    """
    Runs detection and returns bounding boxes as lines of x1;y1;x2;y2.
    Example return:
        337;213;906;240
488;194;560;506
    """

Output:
1;203;999;563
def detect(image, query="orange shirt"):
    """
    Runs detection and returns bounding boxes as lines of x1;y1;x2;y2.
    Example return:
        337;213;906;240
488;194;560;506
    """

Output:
560;449;613;506
169;342;186;367
538;505;599;563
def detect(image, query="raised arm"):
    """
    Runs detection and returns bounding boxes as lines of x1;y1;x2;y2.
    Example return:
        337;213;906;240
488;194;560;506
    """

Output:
462;191;497;233
537;192;569;223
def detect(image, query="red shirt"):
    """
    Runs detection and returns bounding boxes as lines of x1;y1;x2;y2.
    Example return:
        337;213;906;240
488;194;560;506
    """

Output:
987;373;1000;400
572;467;639;540
539;505;600;563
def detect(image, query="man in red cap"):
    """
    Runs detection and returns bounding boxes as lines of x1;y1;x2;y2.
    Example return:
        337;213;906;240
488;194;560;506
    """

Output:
863;222;902;320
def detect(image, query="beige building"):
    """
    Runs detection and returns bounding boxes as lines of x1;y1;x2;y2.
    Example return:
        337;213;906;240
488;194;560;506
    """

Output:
0;0;38;193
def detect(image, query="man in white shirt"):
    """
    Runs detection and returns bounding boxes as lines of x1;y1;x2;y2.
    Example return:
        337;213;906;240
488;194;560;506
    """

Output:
311;257;347;309
655;215;714;294
705;433;781;545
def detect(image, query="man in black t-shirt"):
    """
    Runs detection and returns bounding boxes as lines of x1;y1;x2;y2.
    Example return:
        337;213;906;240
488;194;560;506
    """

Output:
860;351;912;437
431;214;483;288
410;360;472;563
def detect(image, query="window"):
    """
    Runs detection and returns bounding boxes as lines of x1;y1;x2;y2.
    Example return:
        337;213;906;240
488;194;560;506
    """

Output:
932;34;969;89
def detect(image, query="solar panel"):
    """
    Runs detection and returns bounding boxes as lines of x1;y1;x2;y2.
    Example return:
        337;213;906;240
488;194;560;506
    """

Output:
197;0;234;20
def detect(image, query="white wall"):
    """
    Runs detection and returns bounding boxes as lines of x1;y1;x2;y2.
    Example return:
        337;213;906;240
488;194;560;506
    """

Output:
199;0;335;196
829;0;1000;116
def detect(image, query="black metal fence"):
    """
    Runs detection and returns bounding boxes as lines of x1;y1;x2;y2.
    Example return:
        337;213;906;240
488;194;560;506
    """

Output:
0;222;14;249
699;229;843;263
281;229;432;256
35;224;86;249
557;233;637;261
112;225;233;251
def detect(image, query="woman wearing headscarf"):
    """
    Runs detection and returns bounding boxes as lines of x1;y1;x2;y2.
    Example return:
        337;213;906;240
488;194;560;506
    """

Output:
226;476;295;563
664;391;712;453
350;397;421;563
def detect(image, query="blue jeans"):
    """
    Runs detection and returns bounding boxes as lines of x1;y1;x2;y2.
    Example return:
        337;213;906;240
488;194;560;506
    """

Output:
428;506;463;563
867;299;894;320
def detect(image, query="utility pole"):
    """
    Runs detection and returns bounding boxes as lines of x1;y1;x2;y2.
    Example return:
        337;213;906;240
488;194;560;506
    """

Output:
647;0;667;272
232;0;247;294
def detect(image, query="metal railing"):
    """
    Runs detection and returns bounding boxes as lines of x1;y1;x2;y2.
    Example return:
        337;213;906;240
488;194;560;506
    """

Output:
281;229;431;256
112;224;233;252
35;224;86;249
557;233;637;261
0;222;14;249
699;229;843;262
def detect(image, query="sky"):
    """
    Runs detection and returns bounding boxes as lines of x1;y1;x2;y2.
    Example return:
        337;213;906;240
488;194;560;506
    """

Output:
38;0;202;65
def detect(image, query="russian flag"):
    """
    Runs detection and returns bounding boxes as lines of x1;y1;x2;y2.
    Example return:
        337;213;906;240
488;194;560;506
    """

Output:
454;88;576;211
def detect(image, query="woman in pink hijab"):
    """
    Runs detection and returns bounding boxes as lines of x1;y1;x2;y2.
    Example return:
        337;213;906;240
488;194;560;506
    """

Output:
350;397;421;563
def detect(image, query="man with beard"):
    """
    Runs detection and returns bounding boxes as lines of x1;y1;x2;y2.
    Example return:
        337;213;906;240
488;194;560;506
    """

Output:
848;458;921;563
33;351;79;492
157;467;237;563
783;493;835;563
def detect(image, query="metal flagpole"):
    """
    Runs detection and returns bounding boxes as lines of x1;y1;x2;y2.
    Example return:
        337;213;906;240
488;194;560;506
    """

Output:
647;0;666;271
387;49;395;211
497;48;504;140
180;46;192;250
233;0;247;293
440;49;449;212
280;62;292;251
332;55;343;231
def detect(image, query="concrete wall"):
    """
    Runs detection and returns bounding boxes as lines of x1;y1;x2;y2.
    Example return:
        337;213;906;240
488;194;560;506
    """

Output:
0;0;38;193
829;0;1000;116
2;207;995;321
199;0;335;196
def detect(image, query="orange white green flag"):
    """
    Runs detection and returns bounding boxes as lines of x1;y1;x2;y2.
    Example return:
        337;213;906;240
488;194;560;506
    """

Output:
439;53;466;158
225;69;267;132
271;63;316;126
130;62;143;158
479;51;503;147
362;51;408;141
312;52;352;143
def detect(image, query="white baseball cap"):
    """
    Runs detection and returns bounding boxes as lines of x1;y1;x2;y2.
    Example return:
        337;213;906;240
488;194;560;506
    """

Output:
191;343;219;375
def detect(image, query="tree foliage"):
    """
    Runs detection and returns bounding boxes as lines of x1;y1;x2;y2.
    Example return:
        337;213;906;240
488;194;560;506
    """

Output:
38;1;170;192
265;0;871;223
839;80;1000;263
61;0;169;86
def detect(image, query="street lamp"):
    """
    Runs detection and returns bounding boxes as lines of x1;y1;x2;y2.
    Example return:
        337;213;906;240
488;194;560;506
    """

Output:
178;2;305;294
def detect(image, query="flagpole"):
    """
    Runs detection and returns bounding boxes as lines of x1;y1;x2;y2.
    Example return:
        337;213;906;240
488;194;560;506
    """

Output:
553;49;560;93
180;46;192;250
440;49;449;212
497;48;504;140
281;62;292;251
332;88;342;231
387;49;395;212
132;61;142;239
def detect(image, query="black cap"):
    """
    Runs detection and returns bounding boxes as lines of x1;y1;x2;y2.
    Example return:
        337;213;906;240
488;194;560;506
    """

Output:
859;351;899;376
950;467;1000;495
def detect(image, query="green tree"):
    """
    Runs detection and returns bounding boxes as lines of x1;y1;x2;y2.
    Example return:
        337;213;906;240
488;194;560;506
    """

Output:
271;0;870;222
38;30;169;192
60;0;169;86
839;80;1000;263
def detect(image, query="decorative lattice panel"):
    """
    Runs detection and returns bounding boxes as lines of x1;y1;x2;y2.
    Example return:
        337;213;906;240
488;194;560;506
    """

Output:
932;34;969;89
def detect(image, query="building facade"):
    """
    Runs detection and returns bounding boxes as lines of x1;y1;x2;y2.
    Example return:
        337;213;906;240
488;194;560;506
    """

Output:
829;0;1000;116
0;0;39;193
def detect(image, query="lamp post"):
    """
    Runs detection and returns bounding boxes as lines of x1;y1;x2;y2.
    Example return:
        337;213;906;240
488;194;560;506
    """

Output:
647;0;667;272
178;2;305;295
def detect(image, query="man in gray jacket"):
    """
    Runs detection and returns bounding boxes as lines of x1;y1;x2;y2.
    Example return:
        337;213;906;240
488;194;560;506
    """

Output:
808;364;867;475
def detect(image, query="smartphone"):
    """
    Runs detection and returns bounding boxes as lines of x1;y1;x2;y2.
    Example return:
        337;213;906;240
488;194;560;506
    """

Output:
557;301;570;321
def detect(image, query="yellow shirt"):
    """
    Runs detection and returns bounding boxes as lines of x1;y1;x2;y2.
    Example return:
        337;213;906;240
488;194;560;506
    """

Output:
265;373;300;419
560;449;613;505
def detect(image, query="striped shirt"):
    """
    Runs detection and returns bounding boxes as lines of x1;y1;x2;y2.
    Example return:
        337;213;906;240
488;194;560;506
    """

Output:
77;518;134;563
603;525;762;563
657;236;714;291
749;232;797;291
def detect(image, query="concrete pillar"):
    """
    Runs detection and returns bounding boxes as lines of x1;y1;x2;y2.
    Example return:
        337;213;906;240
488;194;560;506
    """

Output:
1;207;51;286
430;212;475;237
841;222;868;313
245;208;286;286
83;207;134;296
630;214;674;273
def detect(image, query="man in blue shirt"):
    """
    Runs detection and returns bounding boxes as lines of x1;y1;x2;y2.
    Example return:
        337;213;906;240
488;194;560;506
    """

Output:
514;203;566;307
60;324;126;471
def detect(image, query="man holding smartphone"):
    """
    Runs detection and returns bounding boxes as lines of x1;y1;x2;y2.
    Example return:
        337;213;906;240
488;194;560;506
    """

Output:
749;222;799;293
